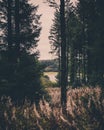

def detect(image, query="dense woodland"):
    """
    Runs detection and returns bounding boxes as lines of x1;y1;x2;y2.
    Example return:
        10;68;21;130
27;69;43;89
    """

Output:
49;0;104;87
0;0;104;129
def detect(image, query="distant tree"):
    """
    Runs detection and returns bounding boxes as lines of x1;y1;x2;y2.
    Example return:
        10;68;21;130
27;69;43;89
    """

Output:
49;10;61;85
49;10;61;57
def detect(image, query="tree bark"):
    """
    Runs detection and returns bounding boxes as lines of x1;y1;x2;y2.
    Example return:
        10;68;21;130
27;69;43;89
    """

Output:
15;0;20;62
60;0;67;114
7;0;12;62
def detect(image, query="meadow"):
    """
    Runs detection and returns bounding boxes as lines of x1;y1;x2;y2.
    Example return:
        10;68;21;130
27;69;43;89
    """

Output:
44;72;58;82
0;86;104;130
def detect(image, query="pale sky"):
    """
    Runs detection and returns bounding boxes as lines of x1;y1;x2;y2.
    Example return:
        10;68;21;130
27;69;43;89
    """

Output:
30;0;76;60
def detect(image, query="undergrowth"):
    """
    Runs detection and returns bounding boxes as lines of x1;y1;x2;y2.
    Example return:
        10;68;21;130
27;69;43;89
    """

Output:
0;87;104;130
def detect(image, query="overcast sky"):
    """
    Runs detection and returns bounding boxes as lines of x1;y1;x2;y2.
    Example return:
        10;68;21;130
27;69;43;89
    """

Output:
30;0;76;60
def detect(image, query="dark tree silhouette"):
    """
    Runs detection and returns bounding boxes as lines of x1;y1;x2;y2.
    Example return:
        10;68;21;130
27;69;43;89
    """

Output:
7;0;13;62
0;0;44;103
15;0;20;62
60;0;67;113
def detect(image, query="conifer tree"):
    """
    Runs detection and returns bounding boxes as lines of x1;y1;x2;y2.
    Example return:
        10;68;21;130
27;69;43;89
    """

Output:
0;0;43;102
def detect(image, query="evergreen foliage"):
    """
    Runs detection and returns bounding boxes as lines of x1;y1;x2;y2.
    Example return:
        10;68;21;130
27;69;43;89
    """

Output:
0;0;45;103
49;0;104;87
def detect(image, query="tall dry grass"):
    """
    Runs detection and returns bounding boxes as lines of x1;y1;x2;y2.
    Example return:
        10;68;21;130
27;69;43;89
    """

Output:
0;87;104;130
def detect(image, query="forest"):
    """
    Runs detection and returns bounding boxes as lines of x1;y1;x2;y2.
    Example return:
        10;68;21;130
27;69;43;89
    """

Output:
0;0;104;129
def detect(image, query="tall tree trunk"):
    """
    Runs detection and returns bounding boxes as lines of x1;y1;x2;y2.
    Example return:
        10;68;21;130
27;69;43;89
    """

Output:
82;47;87;84
58;47;61;87
15;0;20;62
82;16;87;84
70;46;75;85
7;0;15;82
60;0;67;114
7;0;12;62
66;19;70;87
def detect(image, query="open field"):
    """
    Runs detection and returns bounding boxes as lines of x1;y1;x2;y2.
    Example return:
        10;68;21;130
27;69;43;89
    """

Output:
44;71;58;82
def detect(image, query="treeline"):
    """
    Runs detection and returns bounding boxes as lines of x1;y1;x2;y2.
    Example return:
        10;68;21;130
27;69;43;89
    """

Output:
40;59;58;72
0;0;45;103
49;0;104;87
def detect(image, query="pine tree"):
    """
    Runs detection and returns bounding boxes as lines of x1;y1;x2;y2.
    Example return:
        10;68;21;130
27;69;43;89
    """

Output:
60;0;67;113
0;0;43;103
49;10;61;85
